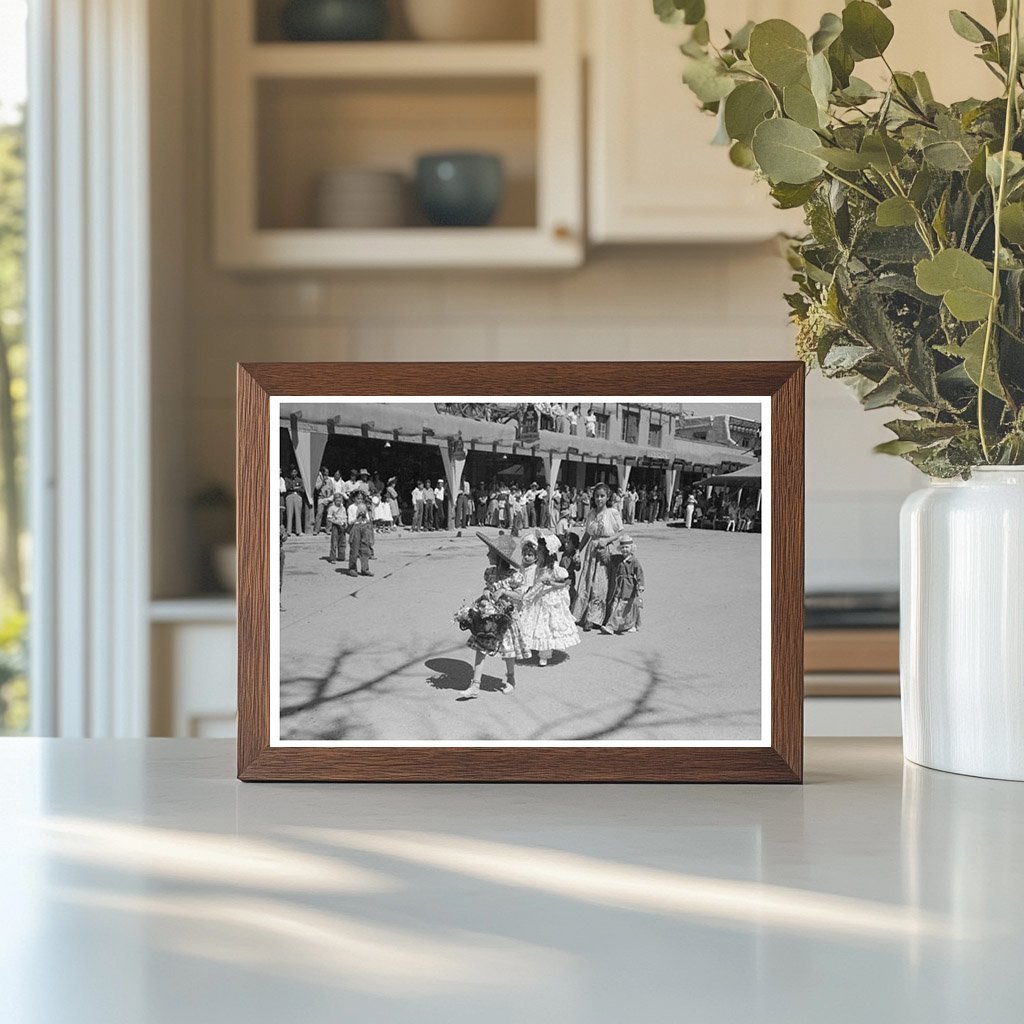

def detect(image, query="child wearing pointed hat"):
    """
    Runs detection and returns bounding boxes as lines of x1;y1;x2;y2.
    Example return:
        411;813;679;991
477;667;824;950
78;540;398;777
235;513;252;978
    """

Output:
453;532;530;700
520;534;581;666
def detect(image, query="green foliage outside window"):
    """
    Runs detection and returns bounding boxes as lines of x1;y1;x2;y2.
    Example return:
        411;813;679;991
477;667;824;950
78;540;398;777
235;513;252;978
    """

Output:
0;110;27;733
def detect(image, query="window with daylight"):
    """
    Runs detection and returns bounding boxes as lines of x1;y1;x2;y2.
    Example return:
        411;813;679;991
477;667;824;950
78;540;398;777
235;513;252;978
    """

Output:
595;413;610;440
649;423;663;448
0;0;27;734
623;409;640;444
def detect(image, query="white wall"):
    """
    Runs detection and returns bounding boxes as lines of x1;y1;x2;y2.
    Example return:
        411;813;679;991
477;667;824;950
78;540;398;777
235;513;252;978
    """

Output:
153;0;921;599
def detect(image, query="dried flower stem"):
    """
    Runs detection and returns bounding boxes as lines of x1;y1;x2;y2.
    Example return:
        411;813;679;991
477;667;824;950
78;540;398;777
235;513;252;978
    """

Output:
979;0;1021;462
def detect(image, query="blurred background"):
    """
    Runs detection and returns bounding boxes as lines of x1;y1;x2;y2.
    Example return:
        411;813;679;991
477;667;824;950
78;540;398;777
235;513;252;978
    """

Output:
0;0;997;740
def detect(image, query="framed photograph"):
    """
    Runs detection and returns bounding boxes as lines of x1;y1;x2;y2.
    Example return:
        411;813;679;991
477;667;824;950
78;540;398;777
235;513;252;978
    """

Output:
237;362;803;782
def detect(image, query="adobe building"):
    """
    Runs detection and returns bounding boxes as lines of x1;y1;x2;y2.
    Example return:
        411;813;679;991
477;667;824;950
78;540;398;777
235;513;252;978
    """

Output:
280;401;757;525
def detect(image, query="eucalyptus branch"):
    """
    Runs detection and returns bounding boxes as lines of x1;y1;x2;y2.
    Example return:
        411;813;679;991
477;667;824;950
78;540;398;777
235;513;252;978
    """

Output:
978;0;1021;461
822;167;881;205
884;170;939;254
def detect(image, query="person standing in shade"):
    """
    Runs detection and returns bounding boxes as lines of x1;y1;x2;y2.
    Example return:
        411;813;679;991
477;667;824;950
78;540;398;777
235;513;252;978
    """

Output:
434;478;447;530
585;407;597;438
326;492;347;563
285;469;305;535
535;481;548;528
341;469;359;501
411;480;424;531
455;480;472;530
525;482;537;528
422;479;436;530
475;484;488;528
568;405;580;436
636;486;648;525
650;488;662;523
386;477;401;529
315;468;335;534
685;491;697;528
347;491;373;577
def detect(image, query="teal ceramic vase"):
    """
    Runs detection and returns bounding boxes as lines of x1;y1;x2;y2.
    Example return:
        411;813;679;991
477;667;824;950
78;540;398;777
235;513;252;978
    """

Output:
281;0;388;41
415;153;505;228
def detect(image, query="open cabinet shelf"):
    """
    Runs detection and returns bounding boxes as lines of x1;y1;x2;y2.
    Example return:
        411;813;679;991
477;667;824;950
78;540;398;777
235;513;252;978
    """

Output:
211;0;583;269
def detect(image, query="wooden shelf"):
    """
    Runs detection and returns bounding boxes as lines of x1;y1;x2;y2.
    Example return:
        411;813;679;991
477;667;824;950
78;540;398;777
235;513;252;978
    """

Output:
217;226;579;270
249;42;544;78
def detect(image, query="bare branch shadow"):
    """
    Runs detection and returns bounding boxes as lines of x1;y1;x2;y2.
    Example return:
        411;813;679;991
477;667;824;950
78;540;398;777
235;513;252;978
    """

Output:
281;642;463;720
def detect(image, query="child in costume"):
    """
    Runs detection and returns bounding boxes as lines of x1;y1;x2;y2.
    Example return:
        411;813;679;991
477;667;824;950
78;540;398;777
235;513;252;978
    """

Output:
560;531;581;607
453;532;530;699
519;534;539;589
603;534;645;634
520;535;581;666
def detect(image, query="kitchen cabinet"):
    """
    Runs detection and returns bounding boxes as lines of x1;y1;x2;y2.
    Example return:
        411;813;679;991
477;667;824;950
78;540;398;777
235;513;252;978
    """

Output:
211;0;583;269
587;0;999;244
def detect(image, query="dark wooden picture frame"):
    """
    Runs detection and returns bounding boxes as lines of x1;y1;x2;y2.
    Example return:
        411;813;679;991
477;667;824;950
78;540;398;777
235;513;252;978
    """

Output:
237;362;804;782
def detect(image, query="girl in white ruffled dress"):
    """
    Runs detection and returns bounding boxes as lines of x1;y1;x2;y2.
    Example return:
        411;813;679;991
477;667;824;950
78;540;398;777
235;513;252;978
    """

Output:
520;535;581;666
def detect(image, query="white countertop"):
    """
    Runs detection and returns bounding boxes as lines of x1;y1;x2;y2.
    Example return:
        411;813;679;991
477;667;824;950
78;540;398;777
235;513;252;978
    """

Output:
1;738;1020;1023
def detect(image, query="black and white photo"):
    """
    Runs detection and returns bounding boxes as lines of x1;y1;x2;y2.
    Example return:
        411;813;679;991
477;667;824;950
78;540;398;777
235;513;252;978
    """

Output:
270;396;770;747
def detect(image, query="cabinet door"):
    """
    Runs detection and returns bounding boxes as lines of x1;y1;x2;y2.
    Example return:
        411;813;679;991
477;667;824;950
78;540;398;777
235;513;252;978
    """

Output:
588;0;811;243
588;0;995;244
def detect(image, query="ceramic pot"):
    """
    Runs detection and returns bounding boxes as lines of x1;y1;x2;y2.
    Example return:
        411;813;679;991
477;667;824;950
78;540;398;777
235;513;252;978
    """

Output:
415;152;504;227
281;0;388;42
403;0;534;42
900;467;1024;780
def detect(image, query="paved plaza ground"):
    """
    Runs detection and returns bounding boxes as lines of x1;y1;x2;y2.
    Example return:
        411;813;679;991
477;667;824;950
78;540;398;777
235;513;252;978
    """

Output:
278;523;763;743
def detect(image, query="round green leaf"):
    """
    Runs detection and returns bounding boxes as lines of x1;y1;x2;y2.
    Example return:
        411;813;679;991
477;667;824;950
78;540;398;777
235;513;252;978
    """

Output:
723;81;775;144
748;20;809;86
915;249;993;322
682;57;736;104
923;140;973;171
860;133;904;173
948;326;1006;398
842;1;894;59
751;118;828;184
810;12;843;55
1000;203;1024;245
807;52;833;107
783;81;823;129
875;196;918;228
729;140;757;170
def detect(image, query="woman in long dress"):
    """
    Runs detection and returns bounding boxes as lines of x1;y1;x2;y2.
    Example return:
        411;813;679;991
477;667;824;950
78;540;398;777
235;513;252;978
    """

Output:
386;477;401;529
570;482;624;630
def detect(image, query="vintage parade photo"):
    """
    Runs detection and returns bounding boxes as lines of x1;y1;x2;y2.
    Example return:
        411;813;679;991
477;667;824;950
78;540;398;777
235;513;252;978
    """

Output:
271;396;769;746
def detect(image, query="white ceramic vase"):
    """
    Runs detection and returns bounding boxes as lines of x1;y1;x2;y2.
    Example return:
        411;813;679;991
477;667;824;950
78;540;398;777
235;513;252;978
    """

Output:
900;467;1024;781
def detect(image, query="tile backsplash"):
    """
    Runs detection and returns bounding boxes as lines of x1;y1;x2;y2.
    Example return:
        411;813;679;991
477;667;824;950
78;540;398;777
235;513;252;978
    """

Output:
179;246;917;595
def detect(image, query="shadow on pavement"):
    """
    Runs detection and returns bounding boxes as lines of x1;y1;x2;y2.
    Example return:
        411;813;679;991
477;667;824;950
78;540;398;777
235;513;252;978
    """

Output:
425;657;506;697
